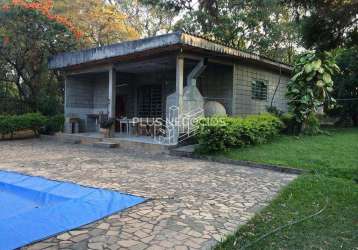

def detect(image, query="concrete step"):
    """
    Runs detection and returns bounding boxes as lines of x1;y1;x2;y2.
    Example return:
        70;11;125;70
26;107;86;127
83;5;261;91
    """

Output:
169;144;197;157
93;142;119;148
64;138;81;144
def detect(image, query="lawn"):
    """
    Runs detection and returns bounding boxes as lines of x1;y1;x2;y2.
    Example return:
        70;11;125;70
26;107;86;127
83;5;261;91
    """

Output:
223;128;358;180
215;128;358;250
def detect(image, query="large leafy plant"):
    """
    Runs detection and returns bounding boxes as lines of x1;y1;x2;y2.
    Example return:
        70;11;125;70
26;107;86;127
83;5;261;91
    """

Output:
286;52;340;132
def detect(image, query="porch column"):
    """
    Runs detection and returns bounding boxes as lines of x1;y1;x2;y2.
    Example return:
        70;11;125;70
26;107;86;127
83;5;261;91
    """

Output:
64;75;68;115
176;56;184;116
108;66;116;118
63;75;70;133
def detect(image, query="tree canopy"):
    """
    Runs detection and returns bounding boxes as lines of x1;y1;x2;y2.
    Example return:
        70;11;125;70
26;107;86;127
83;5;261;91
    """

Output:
142;0;301;64
53;0;139;47
0;0;79;110
331;47;358;125
284;0;358;51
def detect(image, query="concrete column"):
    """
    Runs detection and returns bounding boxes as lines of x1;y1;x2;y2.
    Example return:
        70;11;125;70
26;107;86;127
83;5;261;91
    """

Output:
64;75;68;115
176;57;184;114
108;66;116;118
64;75;69;133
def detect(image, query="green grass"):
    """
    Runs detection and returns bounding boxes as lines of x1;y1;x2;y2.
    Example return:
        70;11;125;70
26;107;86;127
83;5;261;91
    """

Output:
214;128;358;250
215;175;358;250
223;128;358;180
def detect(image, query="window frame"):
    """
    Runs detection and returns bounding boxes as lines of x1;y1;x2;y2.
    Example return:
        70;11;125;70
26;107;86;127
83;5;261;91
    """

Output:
251;79;268;101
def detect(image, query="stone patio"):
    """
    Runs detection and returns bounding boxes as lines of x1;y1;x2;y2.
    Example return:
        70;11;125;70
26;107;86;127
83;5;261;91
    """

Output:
0;139;297;250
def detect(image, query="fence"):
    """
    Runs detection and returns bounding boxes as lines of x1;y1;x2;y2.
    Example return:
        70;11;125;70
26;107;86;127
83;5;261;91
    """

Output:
0;97;33;115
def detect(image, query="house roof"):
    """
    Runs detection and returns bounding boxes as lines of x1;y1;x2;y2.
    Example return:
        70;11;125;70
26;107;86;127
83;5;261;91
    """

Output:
48;32;292;73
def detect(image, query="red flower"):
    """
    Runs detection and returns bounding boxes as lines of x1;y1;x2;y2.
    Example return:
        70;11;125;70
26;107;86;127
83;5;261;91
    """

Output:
2;4;10;12
9;0;83;40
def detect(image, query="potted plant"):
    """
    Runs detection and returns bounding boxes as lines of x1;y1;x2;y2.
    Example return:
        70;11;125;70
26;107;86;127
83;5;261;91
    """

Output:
100;118;115;138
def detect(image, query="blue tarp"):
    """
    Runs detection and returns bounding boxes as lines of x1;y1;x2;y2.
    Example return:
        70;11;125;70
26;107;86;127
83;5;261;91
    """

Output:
0;171;145;250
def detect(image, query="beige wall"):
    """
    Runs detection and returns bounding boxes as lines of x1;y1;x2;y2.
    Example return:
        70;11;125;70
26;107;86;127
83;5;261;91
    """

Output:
233;64;290;116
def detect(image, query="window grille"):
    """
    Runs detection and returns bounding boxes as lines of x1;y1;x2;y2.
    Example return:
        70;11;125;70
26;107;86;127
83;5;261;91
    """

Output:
251;80;268;101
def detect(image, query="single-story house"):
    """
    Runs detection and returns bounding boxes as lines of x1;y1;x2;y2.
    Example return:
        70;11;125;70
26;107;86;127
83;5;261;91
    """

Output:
49;32;292;145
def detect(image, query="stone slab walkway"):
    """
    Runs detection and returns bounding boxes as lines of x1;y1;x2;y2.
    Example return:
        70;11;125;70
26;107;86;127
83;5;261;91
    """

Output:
0;139;297;250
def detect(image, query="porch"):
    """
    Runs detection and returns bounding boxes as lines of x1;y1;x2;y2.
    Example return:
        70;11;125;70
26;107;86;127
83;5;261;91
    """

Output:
64;54;234;145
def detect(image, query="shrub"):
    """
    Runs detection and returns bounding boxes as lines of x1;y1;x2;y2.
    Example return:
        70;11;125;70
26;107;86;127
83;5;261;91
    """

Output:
0;113;47;139
280;112;298;134
195;113;282;153
0;115;16;138
303;113;322;135
37;95;63;117
42;114;65;135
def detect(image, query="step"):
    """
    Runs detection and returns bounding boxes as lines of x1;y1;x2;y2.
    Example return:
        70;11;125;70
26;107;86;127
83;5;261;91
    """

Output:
92;142;119;148
169;144;197;157
64;138;81;144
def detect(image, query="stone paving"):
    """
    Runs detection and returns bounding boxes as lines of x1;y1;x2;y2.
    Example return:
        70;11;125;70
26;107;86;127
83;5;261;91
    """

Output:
0;139;297;250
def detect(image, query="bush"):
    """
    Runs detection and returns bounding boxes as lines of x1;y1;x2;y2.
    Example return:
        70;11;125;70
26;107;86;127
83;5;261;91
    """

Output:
195;113;283;153
0;113;47;139
303;113;322;135
37;95;63;117
280;112;298;134
42;114;65;135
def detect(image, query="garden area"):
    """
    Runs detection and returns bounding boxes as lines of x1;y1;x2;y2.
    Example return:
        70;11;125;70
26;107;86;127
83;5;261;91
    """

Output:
194;108;358;250
193;49;357;248
193;94;358;249
213;128;358;249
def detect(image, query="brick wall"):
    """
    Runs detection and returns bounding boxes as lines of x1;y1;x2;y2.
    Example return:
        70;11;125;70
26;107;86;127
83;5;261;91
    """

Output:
65;73;109;132
93;73;109;113
233;64;290;116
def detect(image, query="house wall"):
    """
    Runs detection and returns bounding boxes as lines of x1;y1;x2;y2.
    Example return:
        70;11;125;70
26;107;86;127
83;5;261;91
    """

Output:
65;73;109;132
92;73;109;113
65;75;94;132
197;63;233;115
232;63;290;116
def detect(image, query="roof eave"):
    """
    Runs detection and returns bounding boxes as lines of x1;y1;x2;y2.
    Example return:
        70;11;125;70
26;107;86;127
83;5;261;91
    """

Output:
49;32;292;74
48;32;182;70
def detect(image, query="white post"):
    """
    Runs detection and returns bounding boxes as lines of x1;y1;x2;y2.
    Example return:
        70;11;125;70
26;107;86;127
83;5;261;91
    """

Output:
108;66;116;118
64;75;67;114
175;56;184;139
64;75;69;133
176;57;184;117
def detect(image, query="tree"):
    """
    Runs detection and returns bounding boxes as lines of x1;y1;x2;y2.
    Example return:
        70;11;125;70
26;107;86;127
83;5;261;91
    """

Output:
284;0;358;51
286;52;340;133
0;0;79;110
330;47;358;126
114;0;176;37
149;0;300;64
53;0;139;47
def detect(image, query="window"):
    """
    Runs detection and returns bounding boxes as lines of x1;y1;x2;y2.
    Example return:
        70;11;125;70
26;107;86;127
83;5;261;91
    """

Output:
137;85;162;117
251;80;268;100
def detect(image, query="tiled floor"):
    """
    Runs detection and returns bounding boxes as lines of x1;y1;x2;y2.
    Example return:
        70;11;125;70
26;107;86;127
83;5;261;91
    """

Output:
0;139;297;250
